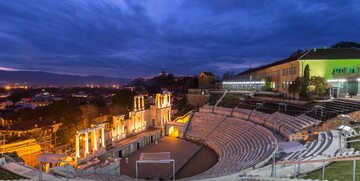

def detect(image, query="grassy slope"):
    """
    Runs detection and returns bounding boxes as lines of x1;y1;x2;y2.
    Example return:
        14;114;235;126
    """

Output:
208;94;222;106
209;93;244;107
304;132;360;180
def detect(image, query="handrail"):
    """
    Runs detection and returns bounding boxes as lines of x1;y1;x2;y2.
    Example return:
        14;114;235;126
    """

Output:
173;111;192;122
274;156;360;165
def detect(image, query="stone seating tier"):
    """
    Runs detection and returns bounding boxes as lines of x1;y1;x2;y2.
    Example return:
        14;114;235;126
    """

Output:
185;114;276;179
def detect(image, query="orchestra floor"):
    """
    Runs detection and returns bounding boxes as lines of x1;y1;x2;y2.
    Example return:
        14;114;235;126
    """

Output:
120;136;202;180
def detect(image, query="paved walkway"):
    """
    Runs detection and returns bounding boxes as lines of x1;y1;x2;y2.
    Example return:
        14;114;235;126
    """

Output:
120;137;201;180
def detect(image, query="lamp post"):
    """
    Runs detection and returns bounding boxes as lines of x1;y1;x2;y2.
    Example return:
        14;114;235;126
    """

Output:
270;143;278;178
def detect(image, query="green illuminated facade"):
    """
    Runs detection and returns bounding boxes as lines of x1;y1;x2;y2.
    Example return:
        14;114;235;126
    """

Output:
224;48;360;99
299;48;360;98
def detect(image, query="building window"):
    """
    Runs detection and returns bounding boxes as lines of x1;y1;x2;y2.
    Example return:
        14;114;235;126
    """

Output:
347;67;359;74
293;67;296;74
289;67;293;75
333;68;344;74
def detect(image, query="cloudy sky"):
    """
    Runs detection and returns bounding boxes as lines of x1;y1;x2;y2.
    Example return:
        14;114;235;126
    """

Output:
0;0;359;78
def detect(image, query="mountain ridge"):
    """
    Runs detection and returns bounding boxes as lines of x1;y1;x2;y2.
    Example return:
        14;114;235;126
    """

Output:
0;70;131;86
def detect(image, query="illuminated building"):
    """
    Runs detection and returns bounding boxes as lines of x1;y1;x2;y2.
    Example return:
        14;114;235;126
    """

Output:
223;48;360;98
74;92;172;162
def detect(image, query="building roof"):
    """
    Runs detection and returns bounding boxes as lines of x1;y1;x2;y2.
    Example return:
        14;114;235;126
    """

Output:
235;48;360;77
0;119;61;131
200;72;215;76
300;48;360;60
235;54;302;77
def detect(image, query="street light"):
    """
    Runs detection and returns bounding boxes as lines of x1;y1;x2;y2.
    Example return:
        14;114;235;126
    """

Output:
270;142;279;178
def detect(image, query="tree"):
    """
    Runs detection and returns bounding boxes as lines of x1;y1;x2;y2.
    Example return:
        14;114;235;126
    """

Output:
309;76;330;96
288;64;311;100
222;71;234;80
288;77;303;94
109;104;126;116
183;77;198;93
300;64;310;100
79;105;98;128
331;41;360;48
289;49;304;58
8;89;32;103
264;78;273;91
93;97;107;107
112;90;136;112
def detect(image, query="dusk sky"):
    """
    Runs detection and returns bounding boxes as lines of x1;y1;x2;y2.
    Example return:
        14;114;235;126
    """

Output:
0;0;359;79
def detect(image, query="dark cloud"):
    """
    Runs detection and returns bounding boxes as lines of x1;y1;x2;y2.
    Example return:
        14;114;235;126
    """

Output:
0;0;359;78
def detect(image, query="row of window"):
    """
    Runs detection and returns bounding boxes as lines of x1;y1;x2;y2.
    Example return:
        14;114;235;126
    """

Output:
281;81;292;89
333;67;359;74
267;81;292;89
255;66;297;79
282;67;296;76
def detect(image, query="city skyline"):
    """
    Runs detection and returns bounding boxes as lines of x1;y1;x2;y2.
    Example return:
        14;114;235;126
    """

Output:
0;0;359;78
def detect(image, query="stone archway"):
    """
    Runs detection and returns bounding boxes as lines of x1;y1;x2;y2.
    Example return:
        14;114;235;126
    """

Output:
165;122;185;138
168;126;179;137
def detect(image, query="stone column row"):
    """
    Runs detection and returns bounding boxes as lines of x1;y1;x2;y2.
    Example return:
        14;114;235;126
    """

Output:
75;126;106;158
101;127;105;148
116;119;121;139
134;96;145;111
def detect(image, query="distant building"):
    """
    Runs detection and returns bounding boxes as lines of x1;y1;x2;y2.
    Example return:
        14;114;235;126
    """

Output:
72;91;89;98
0;99;13;110
121;86;135;91
0;118;62;137
198;72;215;88
0;93;11;98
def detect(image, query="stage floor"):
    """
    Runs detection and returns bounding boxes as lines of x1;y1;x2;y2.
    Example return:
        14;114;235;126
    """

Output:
120;136;201;180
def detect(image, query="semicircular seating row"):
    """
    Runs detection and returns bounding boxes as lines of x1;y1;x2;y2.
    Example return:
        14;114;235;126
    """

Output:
184;112;277;179
241;129;349;179
199;106;321;140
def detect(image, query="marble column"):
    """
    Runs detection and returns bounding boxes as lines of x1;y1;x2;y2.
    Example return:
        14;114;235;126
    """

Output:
142;97;145;110
134;115;137;132
85;132;89;155
117;121;121;139
168;110;171;122
101;127;105;148
75;134;80;158
93;129;98;151
168;94;171;106
138;97;141;110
